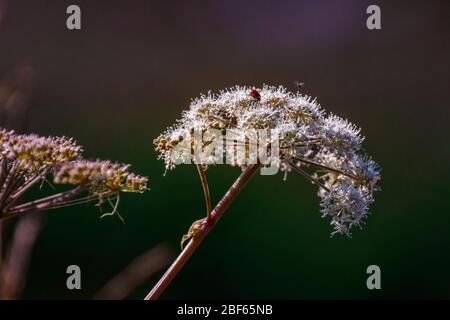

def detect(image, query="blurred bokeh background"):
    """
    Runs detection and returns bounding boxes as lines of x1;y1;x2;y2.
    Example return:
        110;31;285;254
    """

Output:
0;0;449;299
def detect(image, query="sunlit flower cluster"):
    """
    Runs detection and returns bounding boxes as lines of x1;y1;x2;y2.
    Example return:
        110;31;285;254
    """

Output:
154;85;380;236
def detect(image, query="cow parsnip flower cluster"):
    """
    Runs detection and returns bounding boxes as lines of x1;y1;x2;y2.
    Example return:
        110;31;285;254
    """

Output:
0;127;147;219
154;85;380;236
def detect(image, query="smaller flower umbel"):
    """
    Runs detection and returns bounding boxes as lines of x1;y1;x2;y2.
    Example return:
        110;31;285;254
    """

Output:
0;128;148;220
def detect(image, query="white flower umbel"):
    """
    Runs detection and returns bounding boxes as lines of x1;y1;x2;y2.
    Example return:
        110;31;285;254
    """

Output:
154;85;381;236
147;85;382;300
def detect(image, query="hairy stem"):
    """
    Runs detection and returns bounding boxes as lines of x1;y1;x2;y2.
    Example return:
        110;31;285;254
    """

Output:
144;164;260;300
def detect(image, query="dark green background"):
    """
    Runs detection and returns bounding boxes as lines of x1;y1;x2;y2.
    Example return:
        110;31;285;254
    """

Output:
0;0;449;299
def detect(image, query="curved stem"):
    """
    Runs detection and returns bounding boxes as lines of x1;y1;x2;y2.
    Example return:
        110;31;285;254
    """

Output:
144;164;260;300
196;164;212;221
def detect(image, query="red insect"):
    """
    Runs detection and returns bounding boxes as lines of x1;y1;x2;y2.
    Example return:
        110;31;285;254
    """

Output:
249;87;261;101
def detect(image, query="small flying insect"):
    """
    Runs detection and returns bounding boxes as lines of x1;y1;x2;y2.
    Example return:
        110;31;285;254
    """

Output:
293;80;304;90
249;86;261;101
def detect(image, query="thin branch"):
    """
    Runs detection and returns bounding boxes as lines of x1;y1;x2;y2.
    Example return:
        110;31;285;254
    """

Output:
2;185;87;219
292;155;358;180
5;185;86;211
43;193;107;211
7;173;26;198
0;162;18;207
279;138;322;148
289;161;330;192
2;174;42;211
0;158;8;190
144;164;260;300
196;164;212;221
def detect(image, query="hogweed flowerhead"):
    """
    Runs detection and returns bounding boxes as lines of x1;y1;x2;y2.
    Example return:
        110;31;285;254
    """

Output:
154;85;381;236
0;127;148;220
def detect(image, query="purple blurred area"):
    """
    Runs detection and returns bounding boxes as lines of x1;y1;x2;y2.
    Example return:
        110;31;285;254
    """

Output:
0;1;448;133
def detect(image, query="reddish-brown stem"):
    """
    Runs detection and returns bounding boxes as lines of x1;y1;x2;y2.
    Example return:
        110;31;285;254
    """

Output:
1;185;87;220
144;164;260;300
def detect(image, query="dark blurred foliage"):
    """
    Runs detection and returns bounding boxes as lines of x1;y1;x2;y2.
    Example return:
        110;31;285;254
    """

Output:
0;0;449;299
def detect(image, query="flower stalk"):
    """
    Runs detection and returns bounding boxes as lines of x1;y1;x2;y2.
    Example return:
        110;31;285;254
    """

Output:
149;84;381;298
145;164;259;300
196;164;212;221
